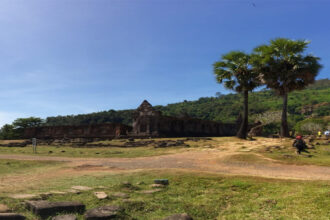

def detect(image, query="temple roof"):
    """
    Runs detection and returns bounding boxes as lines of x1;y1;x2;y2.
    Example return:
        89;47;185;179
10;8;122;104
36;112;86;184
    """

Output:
137;100;154;112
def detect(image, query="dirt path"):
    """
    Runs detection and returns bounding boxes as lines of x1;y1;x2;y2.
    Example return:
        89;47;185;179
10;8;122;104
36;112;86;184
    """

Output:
1;149;330;182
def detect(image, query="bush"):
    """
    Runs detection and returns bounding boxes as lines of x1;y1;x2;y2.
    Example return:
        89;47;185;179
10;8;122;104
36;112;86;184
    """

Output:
315;104;330;116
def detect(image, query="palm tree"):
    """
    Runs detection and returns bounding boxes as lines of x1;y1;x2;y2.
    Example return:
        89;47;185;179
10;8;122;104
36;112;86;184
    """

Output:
252;38;322;137
214;51;260;139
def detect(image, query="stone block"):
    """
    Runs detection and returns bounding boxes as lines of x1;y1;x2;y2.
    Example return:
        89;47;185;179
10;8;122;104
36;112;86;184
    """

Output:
26;200;85;219
0;213;26;220
93;192;108;200
71;186;92;191
154;179;169;185
150;184;166;188
9;194;39;199
84;205;124;220
52;214;77;220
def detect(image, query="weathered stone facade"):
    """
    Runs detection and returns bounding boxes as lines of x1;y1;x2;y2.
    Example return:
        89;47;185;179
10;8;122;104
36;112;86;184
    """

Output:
131;100;237;137
24;123;132;139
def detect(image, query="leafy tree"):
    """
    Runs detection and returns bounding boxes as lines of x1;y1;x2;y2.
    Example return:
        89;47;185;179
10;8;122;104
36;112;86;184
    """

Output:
213;51;260;139
11;117;44;138
252;38;322;137
12;117;44;129
0;124;16;139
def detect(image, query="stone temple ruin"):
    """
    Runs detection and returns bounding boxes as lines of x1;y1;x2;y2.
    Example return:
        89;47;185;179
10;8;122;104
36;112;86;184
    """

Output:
24;100;237;139
131;100;236;137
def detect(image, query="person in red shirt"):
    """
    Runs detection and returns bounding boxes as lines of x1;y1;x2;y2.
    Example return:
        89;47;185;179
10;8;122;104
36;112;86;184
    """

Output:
293;135;307;154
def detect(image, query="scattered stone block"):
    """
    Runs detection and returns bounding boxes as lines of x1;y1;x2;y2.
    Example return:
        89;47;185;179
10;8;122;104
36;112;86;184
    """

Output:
50;191;67;195
94;192;108;200
71;186;92;191
26;200;85;219
139;189;162;194
150;184;166;188
9;194;39;199
112;192;129;198
163;213;193;220
154;179;169;185
52;214;77;220
0;204;10;213
66;189;81;194
0;213;26;220
84;205;124;220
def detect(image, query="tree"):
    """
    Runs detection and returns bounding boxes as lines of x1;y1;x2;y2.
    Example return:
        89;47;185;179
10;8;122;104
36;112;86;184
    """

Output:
252;38;322;137
0;124;16;139
12;117;44;138
12;117;44;130
213;51;260;139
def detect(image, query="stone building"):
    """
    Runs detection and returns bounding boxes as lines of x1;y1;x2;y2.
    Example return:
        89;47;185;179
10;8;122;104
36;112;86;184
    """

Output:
131;100;237;137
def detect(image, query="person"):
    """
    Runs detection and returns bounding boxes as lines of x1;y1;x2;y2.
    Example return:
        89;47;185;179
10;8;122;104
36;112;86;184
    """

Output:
318;130;322;137
293;135;307;154
325;130;330;139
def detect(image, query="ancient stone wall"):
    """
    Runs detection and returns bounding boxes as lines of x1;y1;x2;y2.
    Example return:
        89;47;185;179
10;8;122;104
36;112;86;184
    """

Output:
24;123;132;139
25;100;237;139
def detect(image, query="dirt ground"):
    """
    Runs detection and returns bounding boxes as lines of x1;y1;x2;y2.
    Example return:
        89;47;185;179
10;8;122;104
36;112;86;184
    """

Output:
0;138;329;193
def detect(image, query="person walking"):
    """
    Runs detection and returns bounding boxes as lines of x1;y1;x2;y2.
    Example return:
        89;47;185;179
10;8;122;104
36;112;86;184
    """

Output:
293;135;307;154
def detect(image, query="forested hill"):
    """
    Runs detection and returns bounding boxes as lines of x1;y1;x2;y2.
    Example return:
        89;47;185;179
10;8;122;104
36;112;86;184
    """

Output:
44;79;330;126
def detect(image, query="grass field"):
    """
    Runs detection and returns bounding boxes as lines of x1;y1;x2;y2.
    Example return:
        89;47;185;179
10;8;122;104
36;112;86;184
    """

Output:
0;171;329;220
0;137;329;219
0;159;61;176
0;137;219;158
0;145;189;158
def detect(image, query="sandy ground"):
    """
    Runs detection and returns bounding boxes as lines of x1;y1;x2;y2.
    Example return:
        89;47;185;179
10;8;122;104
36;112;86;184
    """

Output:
0;138;329;193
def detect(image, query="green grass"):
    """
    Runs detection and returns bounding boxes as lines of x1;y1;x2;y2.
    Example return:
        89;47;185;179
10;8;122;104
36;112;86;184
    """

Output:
0;145;189;158
0;159;61;175
260;140;330;166
0;137;219;158
1;171;329;220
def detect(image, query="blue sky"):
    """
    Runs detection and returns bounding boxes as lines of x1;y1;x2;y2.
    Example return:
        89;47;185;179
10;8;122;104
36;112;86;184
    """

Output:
0;0;329;126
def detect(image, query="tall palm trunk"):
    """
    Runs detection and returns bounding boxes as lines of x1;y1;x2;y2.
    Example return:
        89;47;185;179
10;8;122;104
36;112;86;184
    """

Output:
237;89;248;139
280;93;290;137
